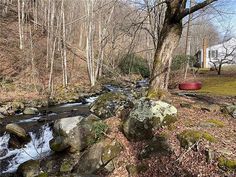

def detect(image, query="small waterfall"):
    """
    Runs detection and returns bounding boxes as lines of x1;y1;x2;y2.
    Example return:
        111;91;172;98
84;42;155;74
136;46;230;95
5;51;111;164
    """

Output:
0;124;53;174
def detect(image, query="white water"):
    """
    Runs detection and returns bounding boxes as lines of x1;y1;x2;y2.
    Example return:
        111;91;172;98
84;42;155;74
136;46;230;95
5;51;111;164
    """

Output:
17;116;41;123
0;124;53;174
60;102;82;108
59;96;98;108
85;96;98;104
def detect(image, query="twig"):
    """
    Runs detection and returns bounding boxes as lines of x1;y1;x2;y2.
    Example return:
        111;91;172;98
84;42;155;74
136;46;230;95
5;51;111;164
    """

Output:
102;132;114;140
175;139;202;163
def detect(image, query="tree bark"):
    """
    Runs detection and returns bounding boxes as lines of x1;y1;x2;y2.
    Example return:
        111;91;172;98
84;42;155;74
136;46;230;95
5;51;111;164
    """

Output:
148;22;182;96
148;0;218;98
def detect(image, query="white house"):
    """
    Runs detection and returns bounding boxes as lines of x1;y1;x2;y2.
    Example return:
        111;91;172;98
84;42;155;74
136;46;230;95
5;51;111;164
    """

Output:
196;38;236;68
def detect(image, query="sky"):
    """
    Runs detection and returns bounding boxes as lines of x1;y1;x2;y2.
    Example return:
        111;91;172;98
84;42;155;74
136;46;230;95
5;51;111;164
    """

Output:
212;0;236;37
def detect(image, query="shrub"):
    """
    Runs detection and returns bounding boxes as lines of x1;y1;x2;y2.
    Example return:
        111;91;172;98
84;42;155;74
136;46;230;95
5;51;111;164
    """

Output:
118;53;150;78
171;55;197;71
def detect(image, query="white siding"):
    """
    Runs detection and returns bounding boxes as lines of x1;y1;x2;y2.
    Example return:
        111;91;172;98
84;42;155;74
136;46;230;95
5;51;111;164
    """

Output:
205;38;236;68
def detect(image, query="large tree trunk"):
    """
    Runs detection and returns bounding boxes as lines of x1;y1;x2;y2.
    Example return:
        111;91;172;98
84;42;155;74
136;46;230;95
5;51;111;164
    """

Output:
147;0;217;99
148;22;182;97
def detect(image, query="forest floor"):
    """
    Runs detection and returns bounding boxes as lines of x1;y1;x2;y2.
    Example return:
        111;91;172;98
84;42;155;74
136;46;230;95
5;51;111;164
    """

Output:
103;93;236;177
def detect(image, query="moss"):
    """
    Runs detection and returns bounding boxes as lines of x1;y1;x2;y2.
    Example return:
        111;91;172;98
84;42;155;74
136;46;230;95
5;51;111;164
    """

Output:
60;161;72;172
202;132;216;142
147;89;167;100
126;164;148;176
180;103;192;108
37;173;48;177
177;130;216;149
95;92;125;107
91;92;127;118
218;156;236;171
139;134;171;159
102;140;123;164
206;119;225;128
162;115;177;126
92;121;109;140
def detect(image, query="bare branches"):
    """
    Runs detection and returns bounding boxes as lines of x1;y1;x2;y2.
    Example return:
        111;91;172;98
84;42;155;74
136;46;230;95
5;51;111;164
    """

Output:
180;0;218;20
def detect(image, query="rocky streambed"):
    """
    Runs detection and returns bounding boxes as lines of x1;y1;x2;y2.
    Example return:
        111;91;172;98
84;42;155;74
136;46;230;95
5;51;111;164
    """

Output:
0;95;98;176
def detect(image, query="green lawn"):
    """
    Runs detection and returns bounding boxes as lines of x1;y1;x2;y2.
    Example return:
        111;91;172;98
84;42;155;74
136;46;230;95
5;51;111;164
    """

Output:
198;76;236;96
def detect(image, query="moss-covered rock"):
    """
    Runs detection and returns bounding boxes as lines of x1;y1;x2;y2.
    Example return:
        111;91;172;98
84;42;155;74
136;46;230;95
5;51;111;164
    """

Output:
60;159;75;172
51;115;108;153
73;138;123;175
139;134;172;159
147;89;167;100
23;107;39;115
6;123;30;142
177;130;215;149
206;119;225;128
126;164;148;176
52;86;79;104
17;160;40;177
90;92;131;119
218;156;236;171
49;137;70;152
36;173;48;177
123;97;177;141
199;119;225;128
102;140;123;164
180;103;192;109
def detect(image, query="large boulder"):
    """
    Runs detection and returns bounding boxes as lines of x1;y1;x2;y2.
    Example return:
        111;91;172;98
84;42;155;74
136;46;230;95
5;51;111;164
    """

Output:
23;107;39;115
17;160;41;177
73;138;123;175
90;92;133;119
123;98;177;141
139;134;172;159
50;115;108;153
6;123;30;142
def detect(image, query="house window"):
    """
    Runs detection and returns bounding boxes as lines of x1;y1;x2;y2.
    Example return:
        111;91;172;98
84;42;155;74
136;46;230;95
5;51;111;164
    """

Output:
209;50;218;58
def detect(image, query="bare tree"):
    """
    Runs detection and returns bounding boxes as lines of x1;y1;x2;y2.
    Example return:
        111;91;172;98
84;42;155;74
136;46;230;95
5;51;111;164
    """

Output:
210;38;236;75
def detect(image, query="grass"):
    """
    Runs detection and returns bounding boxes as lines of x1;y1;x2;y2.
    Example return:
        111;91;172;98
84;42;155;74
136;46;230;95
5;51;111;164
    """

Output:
198;76;236;96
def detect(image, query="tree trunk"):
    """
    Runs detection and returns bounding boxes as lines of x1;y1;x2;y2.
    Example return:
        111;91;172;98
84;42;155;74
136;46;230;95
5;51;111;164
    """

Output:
218;64;222;75
148;22;182;97
147;0;217;99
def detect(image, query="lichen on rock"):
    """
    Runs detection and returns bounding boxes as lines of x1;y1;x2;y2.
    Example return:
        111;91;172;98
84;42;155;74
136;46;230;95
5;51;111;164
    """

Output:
90;92;132;119
123;97;177;141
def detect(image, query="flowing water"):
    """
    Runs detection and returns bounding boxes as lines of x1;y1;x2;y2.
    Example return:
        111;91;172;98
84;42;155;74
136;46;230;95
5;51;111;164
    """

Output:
0;124;53;173
0;96;98;175
0;80;148;175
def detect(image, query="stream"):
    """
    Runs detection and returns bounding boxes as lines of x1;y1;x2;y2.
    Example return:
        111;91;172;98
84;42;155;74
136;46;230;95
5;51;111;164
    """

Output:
0;80;149;175
0;96;98;175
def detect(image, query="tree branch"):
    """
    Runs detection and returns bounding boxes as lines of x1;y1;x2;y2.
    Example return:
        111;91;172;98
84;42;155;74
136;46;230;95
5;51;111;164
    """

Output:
180;0;218;19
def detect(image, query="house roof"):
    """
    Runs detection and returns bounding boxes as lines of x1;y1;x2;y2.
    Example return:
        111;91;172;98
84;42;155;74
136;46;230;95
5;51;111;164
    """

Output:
209;37;236;49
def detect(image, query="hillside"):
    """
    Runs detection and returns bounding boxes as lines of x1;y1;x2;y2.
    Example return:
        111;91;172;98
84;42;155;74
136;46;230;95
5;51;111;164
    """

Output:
0;8;89;103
